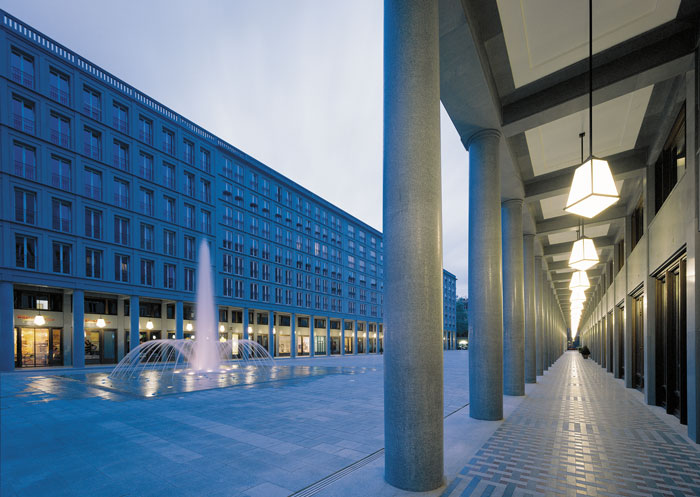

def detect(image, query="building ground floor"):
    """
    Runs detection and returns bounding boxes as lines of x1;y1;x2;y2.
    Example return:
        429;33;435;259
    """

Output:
0;282;395;370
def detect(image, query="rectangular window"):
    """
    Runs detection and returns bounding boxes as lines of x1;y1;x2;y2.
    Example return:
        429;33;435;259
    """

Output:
140;153;153;181
235;234;244;253
50;156;71;191
13;142;37;180
164;230;176;256
84;168;102;200
223;230;233;250
162;128;174;154
163;162;175;189
235;280;244;298
138;116;153;144
49;112;71;148
164;196;176;223
223;278;233;297
15;235;37;269
201;179;211;203
183;140;194;164
184;268;195;292
655;107;686;212
11;49;34;88
164;264;176;289
82;86;102;120
115;254;129;282
52;198;72;232
202;210;211;234
112;139;128;170
12;96;35;133
85;208;102;239
141;223;154;251
112;102;128;133
114;216;129;245
141;259;154;286
184;236;195;260
223;254;233;274
184;172;194;197
52;242;71;274
14;189;36;224
223;158;233;178
140;188;153;216
184;204;194;228
85;248;102;278
201;148;211;173
49;68;70;105
113;179;129;208
83;127;101;160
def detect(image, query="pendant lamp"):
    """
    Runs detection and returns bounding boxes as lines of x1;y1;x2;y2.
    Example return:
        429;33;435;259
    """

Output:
96;317;106;328
571;301;584;311
564;0;619;218
34;314;45;326
569;227;599;271
570;288;586;302
569;270;590;290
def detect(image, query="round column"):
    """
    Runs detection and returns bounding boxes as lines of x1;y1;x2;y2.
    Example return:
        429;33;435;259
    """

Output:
467;129;503;420
502;199;525;396
535;257;543;376
383;0;443;490
523;235;537;383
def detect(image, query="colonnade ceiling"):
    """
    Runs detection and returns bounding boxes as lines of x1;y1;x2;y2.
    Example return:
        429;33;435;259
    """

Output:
439;0;699;318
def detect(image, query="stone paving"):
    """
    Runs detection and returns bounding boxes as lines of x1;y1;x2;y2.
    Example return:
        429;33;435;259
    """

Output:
442;352;700;497
0;352;468;497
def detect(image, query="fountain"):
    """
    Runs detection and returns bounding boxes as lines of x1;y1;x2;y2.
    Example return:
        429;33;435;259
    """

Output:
108;240;274;386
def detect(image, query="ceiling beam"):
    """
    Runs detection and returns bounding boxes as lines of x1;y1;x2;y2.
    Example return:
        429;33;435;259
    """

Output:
536;206;627;235
524;149;647;202
543;236;613;257
500;21;697;137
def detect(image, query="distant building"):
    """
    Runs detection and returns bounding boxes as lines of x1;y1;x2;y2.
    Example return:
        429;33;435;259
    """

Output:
443;269;456;349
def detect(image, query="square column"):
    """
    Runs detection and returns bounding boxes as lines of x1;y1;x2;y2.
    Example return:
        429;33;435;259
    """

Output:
243;308;249;341
268;311;274;357
341;318;345;356
309;316;315;358
326;318;331;356
0;282;14;371
290;313;296;358
73;290;85;368
365;322;369;354
176;301;184;340
130;295;140;353
353;320;358;355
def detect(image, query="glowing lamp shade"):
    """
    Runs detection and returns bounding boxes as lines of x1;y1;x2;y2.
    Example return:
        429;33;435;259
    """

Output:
568;237;599;271
34;314;45;326
571;301;584;311
96;318;106;328
146;320;154;330
564;157;619;218
569;270;590;290
186;323;193;331
570;289;586;302
219;324;225;332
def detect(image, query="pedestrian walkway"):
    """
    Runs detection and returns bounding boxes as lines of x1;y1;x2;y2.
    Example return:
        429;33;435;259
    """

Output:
442;351;700;497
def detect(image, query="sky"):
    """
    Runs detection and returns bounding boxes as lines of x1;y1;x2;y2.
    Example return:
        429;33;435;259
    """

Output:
4;0;470;296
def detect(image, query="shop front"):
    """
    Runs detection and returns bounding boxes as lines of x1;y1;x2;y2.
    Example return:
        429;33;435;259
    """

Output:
14;326;63;367
13;289;66;368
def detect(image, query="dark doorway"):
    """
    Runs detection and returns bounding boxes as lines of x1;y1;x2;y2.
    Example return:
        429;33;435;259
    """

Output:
632;293;644;391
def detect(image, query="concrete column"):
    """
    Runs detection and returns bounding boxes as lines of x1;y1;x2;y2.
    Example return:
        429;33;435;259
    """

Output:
341;318;346;355
353;320;358;355
543;283;549;371
73;290;85;368
130;295;139;353
0;282;14;371
383;0;443;489
290;313;296;358
535;257;543;376
243;308;249;341
326;318;331;356
268;311;274;357
466;129;503;420
310;316;315;358
523;236;536;383
176;301;184;340
365;323;369;354
502;199;525;396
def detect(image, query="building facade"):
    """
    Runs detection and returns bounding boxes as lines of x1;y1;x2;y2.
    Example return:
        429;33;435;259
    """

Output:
443;269;456;349
0;10;385;371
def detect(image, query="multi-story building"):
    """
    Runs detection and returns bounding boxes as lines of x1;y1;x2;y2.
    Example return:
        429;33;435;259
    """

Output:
443;269;456;349
0;10;384;370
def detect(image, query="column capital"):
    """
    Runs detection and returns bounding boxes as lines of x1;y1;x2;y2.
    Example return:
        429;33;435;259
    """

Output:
463;128;501;150
501;198;524;208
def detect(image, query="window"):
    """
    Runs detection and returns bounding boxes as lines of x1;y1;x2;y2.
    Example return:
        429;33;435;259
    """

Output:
235;280;244;298
49;69;70;105
52;198;72;232
13;142;36;180
85;248;102;278
85;208;102;239
630;199;644;251
250;283;259;300
235;234;244;253
50;156;71;191
164;196;176;223
223;230;233;250
138;116;153;144
201;148;211;173
84;168;101;199
223;158;233;178
139;153;153;181
184;204;194;228
164;264;176;289
82;86;102;120
15;235;37;269
141;223;154;251
183;140;194;164
141;259;154;286
49;113;71;148
115;254;129;282
113;140;128;170
114;216;129;245
164;230;176;256
11;49;34;88
235;257;244;275
234;163;244;183
113;179;129;208
52;242;71;274
113;102;128;133
12;96;35;133
184;172;194;197
83;127;101;160
223;254;233;274
14;189;36;224
201;179;211;203
140;188;153;216
163;162;175;189
202;210;211;233
655;107;686;213
162;128;174;154
184;268;195;292
223;278;233;297
184;236;195;260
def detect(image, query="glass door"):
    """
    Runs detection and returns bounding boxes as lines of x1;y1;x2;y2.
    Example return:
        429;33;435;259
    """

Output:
102;330;117;364
50;328;63;366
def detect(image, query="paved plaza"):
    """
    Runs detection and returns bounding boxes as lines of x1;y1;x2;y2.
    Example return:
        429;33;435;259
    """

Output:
2;351;700;496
